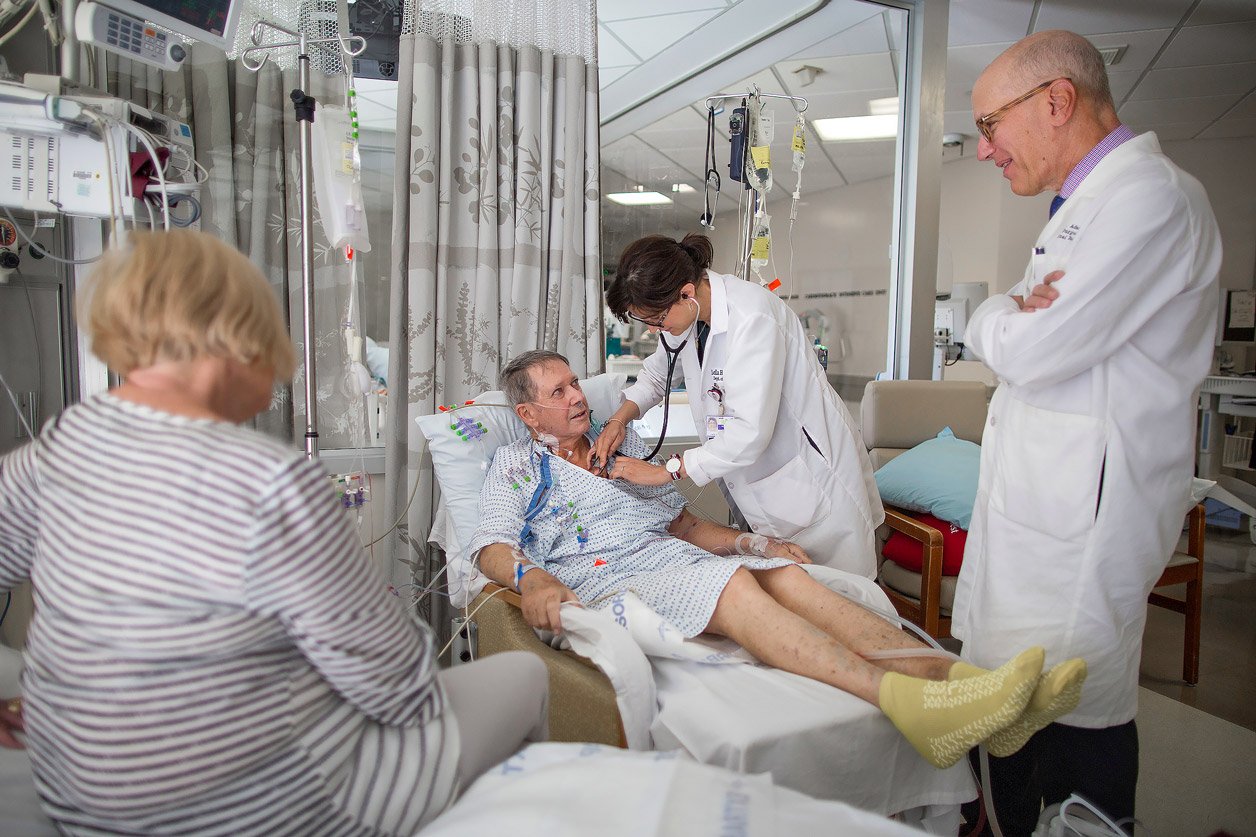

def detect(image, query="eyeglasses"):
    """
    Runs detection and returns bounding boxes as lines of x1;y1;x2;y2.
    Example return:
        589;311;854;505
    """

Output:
625;308;670;328
975;78;1069;143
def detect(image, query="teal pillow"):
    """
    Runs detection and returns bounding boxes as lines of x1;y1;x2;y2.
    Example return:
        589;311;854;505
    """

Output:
873;427;979;530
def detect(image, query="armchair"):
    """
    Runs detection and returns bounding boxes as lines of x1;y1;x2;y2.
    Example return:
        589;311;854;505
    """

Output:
467;584;626;746
860;380;987;640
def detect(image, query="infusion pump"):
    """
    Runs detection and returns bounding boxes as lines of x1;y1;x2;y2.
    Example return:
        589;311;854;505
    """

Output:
0;80;197;223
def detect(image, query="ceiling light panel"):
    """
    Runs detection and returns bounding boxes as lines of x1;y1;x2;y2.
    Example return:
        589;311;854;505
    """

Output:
607;191;674;205
813;114;898;141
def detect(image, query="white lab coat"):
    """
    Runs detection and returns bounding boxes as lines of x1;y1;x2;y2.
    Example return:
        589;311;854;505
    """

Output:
952;132;1221;727
621;271;883;577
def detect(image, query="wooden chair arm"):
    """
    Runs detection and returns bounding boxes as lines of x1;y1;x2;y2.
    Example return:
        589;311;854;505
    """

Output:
483;581;522;609
880;506;946;637
883;507;943;546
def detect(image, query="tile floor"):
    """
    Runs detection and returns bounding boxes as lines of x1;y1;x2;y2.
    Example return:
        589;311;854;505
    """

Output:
1135;527;1256;835
1139;527;1256;733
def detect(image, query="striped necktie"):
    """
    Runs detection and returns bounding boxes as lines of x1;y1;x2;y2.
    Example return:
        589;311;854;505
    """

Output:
1049;194;1065;218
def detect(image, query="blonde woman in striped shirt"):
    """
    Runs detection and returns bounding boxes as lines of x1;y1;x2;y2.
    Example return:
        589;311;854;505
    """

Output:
0;230;548;835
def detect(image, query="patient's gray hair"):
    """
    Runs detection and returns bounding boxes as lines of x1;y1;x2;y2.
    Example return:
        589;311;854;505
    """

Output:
501;350;570;406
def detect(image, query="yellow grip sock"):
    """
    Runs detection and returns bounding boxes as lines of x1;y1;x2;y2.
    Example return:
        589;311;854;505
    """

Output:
948;657;1089;757
879;646;1043;769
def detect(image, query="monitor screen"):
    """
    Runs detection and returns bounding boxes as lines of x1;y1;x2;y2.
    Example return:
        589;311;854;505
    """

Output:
97;0;241;49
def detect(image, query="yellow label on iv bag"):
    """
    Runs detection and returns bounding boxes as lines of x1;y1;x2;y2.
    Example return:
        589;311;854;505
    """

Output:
792;125;806;153
341;141;356;175
750;146;771;168
751;235;770;261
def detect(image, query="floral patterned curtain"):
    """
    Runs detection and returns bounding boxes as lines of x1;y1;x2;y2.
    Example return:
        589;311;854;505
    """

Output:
381;30;601;636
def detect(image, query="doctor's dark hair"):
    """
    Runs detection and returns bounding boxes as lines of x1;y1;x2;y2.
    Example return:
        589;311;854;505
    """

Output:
607;234;714;323
501;349;570;406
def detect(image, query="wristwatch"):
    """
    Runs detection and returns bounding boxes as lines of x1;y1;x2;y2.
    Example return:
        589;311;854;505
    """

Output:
665;454;683;481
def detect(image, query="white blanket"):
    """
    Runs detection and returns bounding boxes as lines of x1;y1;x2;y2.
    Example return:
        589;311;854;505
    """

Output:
420;742;921;837
555;566;975;827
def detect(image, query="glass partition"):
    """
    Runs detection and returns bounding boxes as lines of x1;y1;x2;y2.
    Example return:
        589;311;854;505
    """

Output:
599;0;911;414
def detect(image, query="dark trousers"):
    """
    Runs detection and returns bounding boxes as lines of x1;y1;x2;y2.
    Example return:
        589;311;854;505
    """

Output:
968;720;1139;836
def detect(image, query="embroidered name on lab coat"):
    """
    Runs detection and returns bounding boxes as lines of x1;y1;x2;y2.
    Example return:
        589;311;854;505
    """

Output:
1057;223;1080;242
711;368;724;385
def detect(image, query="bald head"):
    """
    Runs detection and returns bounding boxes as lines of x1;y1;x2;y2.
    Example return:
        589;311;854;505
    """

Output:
979;30;1116;117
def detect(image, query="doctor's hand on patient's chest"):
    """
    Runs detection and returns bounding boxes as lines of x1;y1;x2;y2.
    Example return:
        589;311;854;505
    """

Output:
1015;270;1065;312
607;457;672;486
519;571;582;633
589;420;628;475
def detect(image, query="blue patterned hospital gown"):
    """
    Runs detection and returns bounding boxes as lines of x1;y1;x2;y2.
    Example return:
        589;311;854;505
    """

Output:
468;427;792;637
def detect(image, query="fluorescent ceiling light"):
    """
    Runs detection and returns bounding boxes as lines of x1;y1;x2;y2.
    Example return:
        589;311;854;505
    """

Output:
607;191;673;205
812;115;898;142
867;97;899;116
671;183;696;193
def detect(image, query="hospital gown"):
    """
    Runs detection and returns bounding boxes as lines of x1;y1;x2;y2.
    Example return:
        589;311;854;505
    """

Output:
468;428;792;637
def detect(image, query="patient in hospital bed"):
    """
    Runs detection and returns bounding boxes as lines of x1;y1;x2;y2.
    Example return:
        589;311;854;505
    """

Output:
471;350;1089;771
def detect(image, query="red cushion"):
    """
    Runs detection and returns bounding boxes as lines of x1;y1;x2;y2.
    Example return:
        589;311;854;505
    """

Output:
882;512;967;576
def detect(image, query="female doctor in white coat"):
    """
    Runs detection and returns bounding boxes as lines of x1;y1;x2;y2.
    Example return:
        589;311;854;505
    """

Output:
592;234;883;578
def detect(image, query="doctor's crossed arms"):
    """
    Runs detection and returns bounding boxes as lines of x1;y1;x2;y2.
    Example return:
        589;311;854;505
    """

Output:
1017;270;1065;312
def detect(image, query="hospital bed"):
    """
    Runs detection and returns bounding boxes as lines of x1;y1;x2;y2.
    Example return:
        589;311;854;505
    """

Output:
419;375;977;833
0;646;921;837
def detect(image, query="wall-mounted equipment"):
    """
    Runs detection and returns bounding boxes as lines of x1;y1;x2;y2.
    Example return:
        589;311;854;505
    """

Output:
76;0;241;53
932;281;988;379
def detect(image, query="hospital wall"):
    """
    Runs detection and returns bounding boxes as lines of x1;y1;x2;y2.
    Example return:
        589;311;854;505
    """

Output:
703;135;1256;383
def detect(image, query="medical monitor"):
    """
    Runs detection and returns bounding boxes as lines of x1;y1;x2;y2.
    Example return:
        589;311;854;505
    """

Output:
95;0;242;49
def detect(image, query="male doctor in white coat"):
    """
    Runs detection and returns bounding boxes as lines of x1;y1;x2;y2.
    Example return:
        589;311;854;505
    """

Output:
952;30;1221;832
594;234;883;578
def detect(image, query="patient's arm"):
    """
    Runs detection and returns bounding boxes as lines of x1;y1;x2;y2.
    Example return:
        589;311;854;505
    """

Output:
667;509;811;564
477;543;582;632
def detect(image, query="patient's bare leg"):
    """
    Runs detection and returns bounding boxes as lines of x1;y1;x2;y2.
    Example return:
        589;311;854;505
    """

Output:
705;568;1043;771
748;566;951;680
705;568;886;704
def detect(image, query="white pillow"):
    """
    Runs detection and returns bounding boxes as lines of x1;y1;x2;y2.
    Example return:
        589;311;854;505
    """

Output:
416;373;627;605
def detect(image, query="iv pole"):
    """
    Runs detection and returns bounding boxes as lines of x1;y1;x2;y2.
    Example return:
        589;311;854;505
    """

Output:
241;21;365;460
704;90;808;283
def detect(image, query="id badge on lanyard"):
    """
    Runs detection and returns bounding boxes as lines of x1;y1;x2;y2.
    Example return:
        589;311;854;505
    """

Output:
706;374;726;441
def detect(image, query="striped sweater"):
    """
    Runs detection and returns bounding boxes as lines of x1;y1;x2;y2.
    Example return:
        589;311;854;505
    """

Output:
0;394;459;835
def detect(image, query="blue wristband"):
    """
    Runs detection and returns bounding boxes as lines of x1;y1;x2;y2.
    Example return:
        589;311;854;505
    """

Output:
513;560;539;591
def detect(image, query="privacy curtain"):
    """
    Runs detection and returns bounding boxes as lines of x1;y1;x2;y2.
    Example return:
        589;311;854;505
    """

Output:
104;48;363;449
382;2;601;636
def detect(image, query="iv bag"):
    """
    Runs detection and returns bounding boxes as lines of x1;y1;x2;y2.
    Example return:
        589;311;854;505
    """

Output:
792;118;807;173
750;214;771;272
744;103;773;194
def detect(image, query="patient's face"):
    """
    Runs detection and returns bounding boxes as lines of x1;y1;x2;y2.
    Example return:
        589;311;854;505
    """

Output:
524;361;591;440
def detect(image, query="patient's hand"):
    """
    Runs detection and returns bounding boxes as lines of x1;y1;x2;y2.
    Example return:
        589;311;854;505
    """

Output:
0;697;24;749
519;572;582;633
763;539;811;565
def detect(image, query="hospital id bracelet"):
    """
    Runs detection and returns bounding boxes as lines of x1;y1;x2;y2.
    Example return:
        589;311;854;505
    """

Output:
513;559;540;591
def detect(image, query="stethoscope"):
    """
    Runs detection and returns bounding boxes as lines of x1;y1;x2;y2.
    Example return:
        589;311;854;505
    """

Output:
643;297;701;462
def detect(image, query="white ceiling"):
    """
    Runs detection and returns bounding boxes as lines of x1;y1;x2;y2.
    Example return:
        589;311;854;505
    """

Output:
350;0;1256;225
600;0;1256;224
